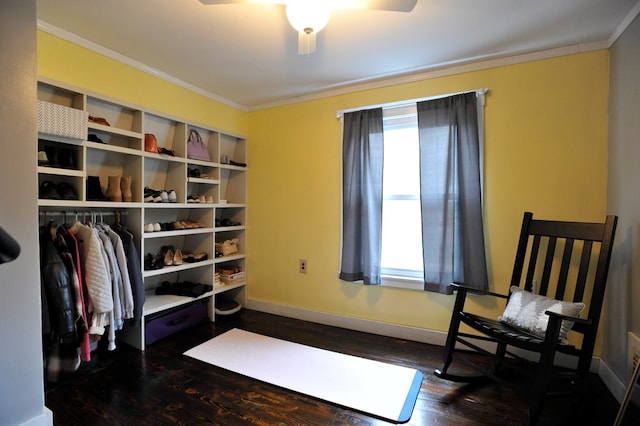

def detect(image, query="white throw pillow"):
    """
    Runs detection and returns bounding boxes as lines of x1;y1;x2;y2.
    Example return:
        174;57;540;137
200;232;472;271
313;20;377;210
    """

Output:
498;286;585;344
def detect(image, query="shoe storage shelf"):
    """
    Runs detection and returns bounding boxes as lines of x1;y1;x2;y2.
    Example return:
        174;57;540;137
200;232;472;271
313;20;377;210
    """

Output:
37;78;247;350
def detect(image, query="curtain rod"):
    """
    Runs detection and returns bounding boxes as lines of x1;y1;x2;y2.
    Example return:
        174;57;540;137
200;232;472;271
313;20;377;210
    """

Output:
335;88;489;119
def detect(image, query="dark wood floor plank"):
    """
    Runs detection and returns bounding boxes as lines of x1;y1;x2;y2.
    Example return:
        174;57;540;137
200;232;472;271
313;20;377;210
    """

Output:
45;309;637;425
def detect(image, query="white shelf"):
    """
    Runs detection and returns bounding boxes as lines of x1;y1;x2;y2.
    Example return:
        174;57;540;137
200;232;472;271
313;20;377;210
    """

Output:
214;281;245;295
84;140;141;156
38;77;247;351
143;290;214;316
143;259;216;278
142;227;214;239
38;166;84;177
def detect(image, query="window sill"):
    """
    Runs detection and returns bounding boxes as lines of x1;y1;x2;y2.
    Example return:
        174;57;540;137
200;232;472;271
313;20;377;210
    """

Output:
380;275;423;291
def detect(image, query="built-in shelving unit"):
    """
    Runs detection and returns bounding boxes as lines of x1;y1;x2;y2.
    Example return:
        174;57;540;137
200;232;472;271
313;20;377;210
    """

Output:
37;77;247;350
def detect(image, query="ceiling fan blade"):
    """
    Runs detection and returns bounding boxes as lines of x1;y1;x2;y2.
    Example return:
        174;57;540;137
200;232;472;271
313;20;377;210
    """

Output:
199;0;416;11
334;0;417;12
297;31;316;56
199;0;284;5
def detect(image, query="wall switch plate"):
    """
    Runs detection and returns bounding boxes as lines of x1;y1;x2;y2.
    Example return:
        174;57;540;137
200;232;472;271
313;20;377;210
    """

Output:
299;259;307;274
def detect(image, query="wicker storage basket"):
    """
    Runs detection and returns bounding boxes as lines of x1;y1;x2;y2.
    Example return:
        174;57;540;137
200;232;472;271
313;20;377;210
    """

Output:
37;100;88;143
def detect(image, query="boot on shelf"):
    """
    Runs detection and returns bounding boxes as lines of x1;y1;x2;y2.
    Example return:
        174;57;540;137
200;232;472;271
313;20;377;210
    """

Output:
120;176;132;202
58;147;77;170
44;146;60;168
105;176;122;202
86;176;107;201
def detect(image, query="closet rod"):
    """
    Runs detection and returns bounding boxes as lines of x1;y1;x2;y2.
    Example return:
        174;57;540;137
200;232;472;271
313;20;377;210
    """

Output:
38;210;129;217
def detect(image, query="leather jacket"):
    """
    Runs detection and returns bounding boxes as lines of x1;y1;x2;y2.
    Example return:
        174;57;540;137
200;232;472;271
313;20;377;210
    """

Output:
40;225;76;343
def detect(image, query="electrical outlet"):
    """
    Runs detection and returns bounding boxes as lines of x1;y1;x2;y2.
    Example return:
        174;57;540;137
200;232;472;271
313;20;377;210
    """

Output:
299;259;307;274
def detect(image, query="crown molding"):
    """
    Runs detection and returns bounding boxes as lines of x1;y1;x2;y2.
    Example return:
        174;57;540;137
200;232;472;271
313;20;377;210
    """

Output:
38;19;614;113
608;0;640;47
37;20;249;112
249;42;608;111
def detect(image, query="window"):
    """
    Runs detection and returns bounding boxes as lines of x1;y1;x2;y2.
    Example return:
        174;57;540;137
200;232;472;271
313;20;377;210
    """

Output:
380;105;423;283
340;91;488;293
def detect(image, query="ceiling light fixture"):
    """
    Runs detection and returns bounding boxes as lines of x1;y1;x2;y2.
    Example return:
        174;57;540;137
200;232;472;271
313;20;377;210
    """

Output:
285;1;332;35
285;1;332;55
200;0;418;55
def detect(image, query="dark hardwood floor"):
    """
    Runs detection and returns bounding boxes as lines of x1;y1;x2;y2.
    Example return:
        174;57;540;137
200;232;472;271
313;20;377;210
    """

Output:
45;309;636;425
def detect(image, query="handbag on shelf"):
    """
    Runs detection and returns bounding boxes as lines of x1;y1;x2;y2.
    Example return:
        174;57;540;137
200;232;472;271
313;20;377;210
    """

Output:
144;133;159;153
215;238;239;256
187;129;211;162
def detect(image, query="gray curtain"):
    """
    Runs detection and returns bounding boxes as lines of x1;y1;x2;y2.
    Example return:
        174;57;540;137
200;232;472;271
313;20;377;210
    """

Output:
339;108;384;284
417;93;488;294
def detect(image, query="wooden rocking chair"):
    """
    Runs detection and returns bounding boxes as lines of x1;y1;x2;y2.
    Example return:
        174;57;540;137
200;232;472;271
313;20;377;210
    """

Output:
434;212;618;424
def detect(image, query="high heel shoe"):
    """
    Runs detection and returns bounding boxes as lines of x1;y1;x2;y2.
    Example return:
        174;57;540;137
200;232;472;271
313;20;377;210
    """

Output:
164;248;174;266
173;249;183;265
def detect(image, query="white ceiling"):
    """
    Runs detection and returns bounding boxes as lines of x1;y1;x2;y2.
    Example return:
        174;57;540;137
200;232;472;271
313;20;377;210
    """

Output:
37;0;639;110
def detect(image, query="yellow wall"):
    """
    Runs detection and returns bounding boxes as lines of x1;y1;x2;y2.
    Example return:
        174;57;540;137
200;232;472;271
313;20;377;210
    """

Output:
37;29;610;347
248;51;610;336
37;31;248;136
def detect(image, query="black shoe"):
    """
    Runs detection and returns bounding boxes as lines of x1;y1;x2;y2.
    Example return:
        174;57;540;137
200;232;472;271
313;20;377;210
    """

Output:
44;146;61;168
87;134;105;143
86;176;107;201
39;181;60;200
58;148;77;169
57;182;78;200
144;253;164;271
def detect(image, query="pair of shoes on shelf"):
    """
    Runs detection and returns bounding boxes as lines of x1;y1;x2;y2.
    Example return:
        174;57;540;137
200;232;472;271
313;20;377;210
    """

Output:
144;187;177;203
188;168;201;178
218;218;241;227
144;221;205;232
154;280;212;297
158;147;175;156
104;176;133;202
182;252;208;263
88;116;110;126
87;134;105;144
173;220;206;229
39;146;78;169
39;181;78;200
144;223;163;233
187;195;214;204
159;245;182;266
144;253;164;270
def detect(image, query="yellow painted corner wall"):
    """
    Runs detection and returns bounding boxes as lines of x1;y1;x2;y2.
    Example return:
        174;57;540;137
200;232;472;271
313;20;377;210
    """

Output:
247;50;610;345
37;31;248;135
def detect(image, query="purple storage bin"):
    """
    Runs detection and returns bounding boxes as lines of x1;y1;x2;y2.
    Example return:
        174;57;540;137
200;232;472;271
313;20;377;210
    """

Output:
145;299;208;345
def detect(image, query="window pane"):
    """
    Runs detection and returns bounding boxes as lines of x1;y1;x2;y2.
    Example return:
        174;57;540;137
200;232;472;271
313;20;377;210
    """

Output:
382;127;420;196
381;199;423;276
381;117;423;277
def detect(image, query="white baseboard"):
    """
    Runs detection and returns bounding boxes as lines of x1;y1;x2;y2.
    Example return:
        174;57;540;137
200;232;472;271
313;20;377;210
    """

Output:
246;298;600;371
600;359;627;403
246;299;449;346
